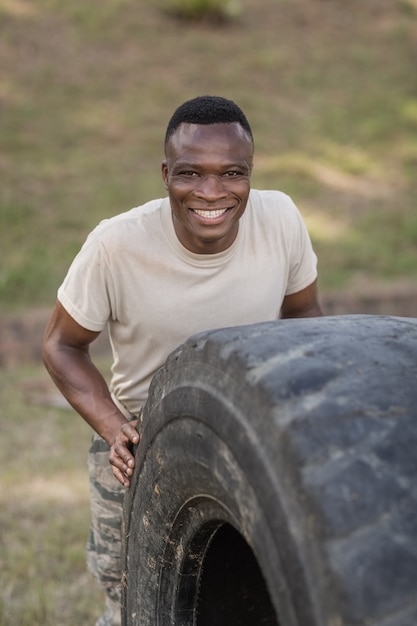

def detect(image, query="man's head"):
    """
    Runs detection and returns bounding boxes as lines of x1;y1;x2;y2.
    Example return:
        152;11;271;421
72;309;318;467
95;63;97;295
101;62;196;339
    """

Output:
164;95;253;152
162;96;254;255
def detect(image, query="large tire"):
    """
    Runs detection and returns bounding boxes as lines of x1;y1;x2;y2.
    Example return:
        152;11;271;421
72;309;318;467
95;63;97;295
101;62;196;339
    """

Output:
122;314;417;626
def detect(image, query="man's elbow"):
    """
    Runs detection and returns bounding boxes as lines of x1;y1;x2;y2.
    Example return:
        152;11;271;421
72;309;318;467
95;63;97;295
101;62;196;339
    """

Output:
42;332;58;373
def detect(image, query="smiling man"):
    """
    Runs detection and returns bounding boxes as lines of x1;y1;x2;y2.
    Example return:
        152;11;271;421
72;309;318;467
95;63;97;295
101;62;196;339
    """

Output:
42;95;322;626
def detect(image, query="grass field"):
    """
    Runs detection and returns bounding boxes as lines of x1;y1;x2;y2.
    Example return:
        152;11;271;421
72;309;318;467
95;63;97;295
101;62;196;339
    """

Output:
0;364;104;625
1;0;416;623
1;0;417;312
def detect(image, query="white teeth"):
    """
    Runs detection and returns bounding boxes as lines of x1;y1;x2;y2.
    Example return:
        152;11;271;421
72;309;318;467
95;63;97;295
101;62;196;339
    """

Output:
193;208;228;219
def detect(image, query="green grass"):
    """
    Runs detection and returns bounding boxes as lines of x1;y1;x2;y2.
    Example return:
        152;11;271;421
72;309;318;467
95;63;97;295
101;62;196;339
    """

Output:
1;0;416;311
0;364;106;625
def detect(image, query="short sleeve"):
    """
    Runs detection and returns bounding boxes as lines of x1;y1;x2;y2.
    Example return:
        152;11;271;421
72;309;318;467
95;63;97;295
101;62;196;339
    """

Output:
57;231;113;332
285;200;318;295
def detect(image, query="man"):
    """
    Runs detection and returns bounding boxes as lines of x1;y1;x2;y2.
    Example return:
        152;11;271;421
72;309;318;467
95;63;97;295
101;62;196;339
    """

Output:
42;95;322;625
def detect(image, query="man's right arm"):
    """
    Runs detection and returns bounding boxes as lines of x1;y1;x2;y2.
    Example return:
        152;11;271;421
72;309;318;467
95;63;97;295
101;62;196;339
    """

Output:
42;301;139;486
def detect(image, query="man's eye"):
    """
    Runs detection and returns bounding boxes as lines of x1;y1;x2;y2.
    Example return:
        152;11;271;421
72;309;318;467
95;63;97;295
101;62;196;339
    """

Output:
224;171;241;177
182;171;199;176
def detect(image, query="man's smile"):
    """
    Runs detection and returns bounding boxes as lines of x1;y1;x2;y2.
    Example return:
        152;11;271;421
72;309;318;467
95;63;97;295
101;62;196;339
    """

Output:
192;207;230;219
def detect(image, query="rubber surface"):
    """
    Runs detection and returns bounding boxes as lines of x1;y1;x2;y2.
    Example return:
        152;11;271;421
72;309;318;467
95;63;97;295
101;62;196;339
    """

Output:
122;314;417;626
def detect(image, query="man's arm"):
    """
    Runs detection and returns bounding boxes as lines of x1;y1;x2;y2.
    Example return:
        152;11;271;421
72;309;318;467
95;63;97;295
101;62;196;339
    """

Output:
42;301;139;486
280;279;323;319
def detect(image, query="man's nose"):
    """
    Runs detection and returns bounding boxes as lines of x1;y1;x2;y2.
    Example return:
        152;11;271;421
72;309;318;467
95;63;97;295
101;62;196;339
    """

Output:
194;175;227;201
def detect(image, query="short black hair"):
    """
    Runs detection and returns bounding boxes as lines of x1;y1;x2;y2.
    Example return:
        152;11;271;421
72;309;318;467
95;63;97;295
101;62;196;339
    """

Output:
164;95;253;149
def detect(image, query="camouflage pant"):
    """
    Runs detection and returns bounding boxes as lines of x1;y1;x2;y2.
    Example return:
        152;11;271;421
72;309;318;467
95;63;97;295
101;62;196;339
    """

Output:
87;433;125;626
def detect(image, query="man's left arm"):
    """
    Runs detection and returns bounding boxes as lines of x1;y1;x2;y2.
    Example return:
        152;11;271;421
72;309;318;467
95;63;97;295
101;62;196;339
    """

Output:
280;279;323;319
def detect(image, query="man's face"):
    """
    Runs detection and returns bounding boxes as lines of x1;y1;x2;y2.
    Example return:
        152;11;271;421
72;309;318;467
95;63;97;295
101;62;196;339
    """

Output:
162;122;253;254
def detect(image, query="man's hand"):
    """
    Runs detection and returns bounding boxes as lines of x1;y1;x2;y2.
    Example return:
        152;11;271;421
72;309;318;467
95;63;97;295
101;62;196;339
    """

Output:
109;420;140;487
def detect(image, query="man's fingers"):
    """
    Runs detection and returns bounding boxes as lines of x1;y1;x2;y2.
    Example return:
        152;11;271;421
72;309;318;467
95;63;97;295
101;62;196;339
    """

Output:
109;450;134;485
119;420;140;445
110;445;135;471
124;420;140;443
111;464;131;487
113;439;136;465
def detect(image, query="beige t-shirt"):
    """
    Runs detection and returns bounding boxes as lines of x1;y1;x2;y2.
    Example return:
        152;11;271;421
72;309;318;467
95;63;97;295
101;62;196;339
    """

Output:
58;189;317;415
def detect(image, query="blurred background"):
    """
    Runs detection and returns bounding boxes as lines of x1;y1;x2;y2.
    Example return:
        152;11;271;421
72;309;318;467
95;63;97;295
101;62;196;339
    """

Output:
1;0;416;623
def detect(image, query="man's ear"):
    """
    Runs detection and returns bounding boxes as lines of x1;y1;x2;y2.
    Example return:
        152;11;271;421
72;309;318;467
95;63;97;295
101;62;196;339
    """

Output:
161;160;169;189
